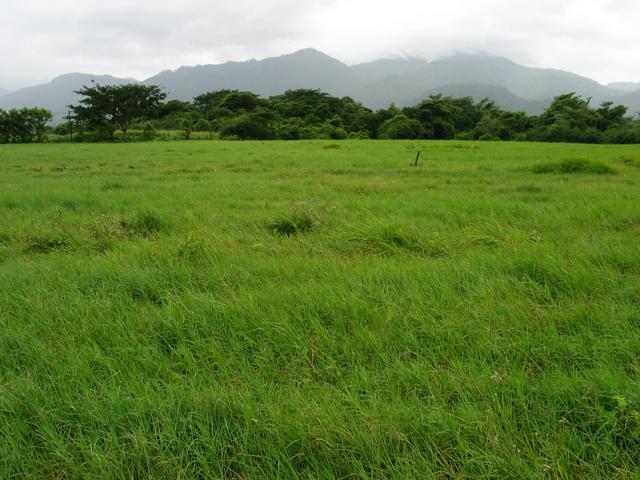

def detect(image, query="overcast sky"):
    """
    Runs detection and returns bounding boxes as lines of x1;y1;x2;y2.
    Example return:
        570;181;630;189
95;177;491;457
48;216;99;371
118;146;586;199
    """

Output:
1;0;639;90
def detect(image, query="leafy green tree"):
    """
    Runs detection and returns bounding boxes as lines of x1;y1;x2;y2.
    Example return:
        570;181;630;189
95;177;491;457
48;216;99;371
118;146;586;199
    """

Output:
219;108;276;140
595;102;628;131
405;95;457;139
377;114;423;139
26;108;54;142
269;90;374;136
0;108;52;143
158;100;193;117
193;90;237;113
539;93;594;130
218;92;264;113
472;111;532;141
71;83;166;140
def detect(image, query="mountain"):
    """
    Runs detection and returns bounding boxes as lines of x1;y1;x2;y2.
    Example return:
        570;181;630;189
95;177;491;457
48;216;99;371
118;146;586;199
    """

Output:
357;53;620;109
144;48;354;100
2;49;637;122
350;57;427;85
143;50;626;111
615;89;640;116
412;84;549;115
607;82;640;93
0;73;136;121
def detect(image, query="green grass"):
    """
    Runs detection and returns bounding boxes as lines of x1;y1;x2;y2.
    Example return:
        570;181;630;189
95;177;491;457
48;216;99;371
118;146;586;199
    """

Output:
1;140;639;478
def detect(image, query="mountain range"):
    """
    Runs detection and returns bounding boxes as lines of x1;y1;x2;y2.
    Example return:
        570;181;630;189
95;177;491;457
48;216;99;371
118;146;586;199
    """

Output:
1;48;638;122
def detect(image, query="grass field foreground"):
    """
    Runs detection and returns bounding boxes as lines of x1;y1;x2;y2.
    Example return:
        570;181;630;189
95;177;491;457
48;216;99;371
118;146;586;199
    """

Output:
1;140;640;478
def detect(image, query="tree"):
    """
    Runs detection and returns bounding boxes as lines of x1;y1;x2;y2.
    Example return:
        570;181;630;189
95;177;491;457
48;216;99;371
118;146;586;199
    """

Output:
26;108;54;142
406;95;458;139
219;108;276;140
193;90;237;113
0;108;52;144
539;93;595;130
71;83;166;140
595;101;627;131
218;92;264;113
377;114;423;139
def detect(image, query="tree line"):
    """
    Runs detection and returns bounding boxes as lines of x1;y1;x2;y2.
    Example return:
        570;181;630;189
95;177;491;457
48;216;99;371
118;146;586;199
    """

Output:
3;83;639;144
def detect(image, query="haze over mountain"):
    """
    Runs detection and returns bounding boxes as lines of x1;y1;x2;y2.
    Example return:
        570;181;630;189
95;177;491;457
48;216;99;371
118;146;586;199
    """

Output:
607;82;640;93
0;88;9;96
615;90;640;117
1;48;638;121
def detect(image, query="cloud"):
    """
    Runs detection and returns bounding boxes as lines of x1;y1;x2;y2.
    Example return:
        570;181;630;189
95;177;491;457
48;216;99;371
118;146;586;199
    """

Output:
1;0;639;89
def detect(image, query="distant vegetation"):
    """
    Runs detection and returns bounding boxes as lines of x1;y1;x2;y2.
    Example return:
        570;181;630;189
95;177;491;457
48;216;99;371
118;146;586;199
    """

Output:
2;83;639;144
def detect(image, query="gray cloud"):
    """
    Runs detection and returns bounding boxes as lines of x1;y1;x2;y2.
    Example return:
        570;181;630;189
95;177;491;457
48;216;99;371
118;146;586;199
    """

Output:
1;0;639;90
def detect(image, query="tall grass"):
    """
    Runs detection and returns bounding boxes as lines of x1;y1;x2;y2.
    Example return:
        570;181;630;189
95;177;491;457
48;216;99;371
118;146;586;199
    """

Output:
0;140;639;478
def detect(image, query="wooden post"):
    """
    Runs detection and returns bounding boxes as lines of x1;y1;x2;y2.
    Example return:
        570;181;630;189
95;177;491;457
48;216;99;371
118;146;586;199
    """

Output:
413;151;421;167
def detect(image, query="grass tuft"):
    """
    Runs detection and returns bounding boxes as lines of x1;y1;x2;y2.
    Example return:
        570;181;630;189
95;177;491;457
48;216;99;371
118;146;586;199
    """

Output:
22;231;73;253
268;212;316;236
122;210;167;237
346;224;449;257
101;180;126;191
618;155;640;168
532;157;616;174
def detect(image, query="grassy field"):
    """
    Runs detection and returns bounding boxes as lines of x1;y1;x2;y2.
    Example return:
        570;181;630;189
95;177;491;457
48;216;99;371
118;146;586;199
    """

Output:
1;140;640;478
